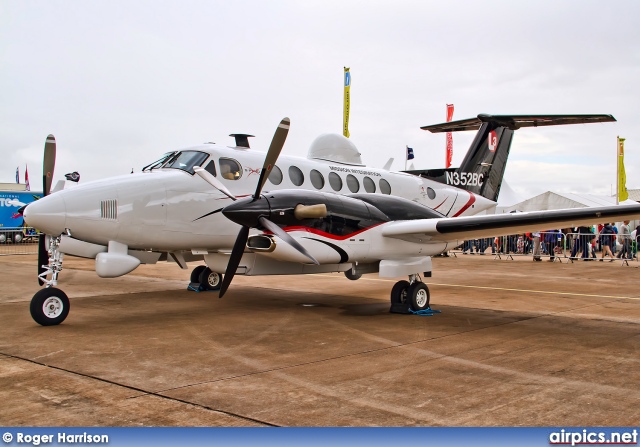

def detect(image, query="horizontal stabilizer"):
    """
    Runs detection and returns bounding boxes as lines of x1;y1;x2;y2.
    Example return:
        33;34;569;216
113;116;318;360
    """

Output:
421;114;616;133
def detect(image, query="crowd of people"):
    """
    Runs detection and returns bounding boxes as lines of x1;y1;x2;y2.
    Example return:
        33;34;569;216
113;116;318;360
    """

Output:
459;221;639;262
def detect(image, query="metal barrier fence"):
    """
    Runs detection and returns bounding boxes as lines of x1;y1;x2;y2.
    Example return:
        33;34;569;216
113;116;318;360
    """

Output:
0;227;39;255
451;232;638;265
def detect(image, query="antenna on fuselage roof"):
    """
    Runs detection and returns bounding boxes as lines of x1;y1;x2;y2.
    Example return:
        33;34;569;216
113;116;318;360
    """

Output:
229;134;255;148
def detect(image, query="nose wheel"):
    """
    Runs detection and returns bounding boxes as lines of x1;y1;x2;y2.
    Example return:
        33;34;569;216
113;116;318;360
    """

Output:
30;287;70;326
31;235;70;326
389;275;430;314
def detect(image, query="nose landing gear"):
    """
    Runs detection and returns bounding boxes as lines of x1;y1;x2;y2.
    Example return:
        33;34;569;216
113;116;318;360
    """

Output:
31;235;70;326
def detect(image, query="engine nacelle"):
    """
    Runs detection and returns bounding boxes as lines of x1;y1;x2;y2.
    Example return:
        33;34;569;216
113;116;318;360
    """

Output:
247;234;344;264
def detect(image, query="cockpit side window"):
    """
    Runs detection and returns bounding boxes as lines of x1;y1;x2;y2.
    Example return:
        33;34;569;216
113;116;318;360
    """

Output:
219;158;242;180
163;151;209;175
204;160;217;177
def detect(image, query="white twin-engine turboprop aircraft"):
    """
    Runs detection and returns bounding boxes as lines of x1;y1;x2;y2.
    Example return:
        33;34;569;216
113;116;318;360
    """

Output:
23;114;640;326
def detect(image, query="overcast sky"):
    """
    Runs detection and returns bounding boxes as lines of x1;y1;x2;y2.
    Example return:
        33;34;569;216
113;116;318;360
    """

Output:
1;0;639;201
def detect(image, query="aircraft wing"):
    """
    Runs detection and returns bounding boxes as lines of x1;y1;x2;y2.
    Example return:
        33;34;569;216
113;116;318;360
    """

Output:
381;204;640;243
421;114;616;133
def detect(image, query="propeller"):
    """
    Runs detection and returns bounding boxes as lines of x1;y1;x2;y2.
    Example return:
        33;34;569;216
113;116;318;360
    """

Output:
38;135;56;285
216;117;320;298
193;166;236;201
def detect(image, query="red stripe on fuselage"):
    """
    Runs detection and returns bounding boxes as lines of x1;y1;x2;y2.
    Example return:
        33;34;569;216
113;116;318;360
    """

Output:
452;192;476;217
433;198;447;210
267;223;385;241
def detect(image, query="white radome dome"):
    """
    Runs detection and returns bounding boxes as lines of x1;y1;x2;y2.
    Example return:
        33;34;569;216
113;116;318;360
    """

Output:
307;133;363;166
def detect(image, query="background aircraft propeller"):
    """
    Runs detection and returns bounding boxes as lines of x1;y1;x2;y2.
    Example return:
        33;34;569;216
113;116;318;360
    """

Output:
38;135;57;285
217;117;320;298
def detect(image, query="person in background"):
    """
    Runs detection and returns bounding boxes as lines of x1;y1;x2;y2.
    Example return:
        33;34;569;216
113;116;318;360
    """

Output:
611;223;619;255
544;229;559;262
523;232;533;254
532;231;541;261
597;223;604;252
617;220;632;260
570;227;581;259
485;237;496;254
581;226;594;261
599;223;615;262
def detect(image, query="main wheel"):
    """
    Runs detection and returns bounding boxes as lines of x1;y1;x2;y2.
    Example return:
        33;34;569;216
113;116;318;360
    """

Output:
199;267;222;291
390;280;410;304
408;282;430;311
30;288;70;326
344;270;362;281
190;265;206;283
13;232;23;244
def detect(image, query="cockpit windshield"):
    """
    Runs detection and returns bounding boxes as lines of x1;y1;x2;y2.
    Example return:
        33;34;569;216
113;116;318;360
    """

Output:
142;152;177;172
142;150;209;175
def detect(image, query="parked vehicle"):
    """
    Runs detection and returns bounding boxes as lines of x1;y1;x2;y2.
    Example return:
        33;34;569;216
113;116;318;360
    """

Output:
0;190;42;243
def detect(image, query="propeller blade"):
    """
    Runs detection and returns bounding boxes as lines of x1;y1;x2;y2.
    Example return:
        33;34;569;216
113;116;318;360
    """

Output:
43;135;56;196
193;166;236;201
259;216;319;265
37;234;47;285
218;225;250;298
253;117;290;200
39;135;56;284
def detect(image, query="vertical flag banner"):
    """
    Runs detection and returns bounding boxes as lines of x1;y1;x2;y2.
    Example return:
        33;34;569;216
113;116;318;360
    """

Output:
25;165;30;191
617;136;628;202
16;167;20;184
406;147;415;160
445;104;454;168
405;146;414;170
343;67;351;138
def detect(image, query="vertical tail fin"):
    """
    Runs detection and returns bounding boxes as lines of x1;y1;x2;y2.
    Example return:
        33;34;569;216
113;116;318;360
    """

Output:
405;114;615;202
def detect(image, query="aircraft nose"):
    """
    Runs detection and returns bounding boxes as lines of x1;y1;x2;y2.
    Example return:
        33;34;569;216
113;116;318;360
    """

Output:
23;194;67;235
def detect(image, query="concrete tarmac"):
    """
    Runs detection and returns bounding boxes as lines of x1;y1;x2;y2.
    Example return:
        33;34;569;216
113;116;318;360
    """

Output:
0;253;638;426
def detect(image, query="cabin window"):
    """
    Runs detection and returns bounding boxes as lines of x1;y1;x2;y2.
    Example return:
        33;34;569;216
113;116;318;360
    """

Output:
310;169;325;189
379;178;391;195
346;174;359;193
219;158;242;180
328;172;342;191
204;160;217;177
268;165;283;185
164;151;209;175
427;187;436;200
363;176;376;193
289;166;304;186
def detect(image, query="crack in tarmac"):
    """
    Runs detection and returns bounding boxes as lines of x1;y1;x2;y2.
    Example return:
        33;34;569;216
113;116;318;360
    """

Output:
0;352;278;427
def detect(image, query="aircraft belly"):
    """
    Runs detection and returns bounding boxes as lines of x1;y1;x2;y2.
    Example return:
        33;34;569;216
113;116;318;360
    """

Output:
368;233;447;259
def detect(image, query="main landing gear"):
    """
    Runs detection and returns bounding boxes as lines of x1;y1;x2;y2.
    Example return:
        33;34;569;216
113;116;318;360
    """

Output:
389;274;430;314
30;235;70;326
188;265;223;291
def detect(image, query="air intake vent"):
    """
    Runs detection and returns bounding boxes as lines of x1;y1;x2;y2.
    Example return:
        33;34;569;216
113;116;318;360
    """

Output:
100;199;118;220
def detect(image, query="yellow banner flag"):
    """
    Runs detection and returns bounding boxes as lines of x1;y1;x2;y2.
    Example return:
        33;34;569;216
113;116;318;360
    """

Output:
618;137;628;202
343;67;350;138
